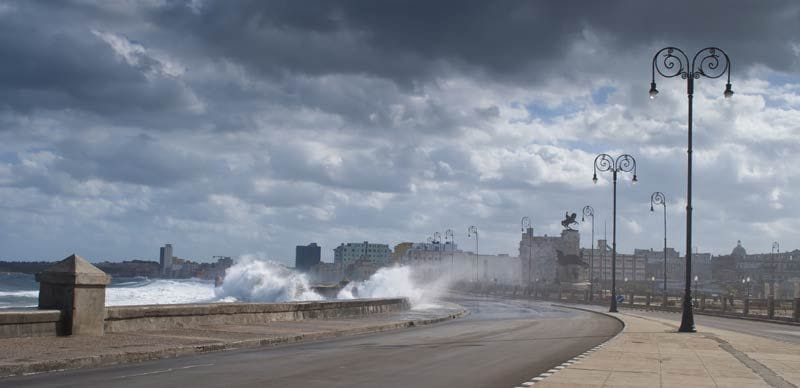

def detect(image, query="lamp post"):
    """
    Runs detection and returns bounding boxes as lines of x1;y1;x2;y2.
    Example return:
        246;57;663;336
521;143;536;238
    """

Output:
521;217;533;290
468;226;478;283
693;275;699;304
593;153;638;313
651;276;656;297
650;46;733;332
445;229;454;278
743;276;751;299
433;231;442;262
582;206;595;301
650;191;668;305
771;241;779;298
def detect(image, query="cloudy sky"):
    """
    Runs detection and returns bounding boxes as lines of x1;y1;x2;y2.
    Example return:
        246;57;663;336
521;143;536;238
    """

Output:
1;0;799;264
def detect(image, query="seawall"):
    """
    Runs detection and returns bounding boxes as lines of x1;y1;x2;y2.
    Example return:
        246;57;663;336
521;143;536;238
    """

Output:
1;298;410;338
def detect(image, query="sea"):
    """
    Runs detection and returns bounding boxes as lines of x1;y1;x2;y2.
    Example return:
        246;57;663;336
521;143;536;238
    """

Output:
0;272;217;309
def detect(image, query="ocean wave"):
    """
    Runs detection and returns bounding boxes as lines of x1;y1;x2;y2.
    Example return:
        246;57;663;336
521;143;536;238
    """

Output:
0;290;39;298
214;255;322;302
106;278;216;306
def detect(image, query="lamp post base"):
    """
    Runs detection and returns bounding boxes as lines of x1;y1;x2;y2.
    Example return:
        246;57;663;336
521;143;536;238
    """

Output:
678;294;696;332
610;293;618;313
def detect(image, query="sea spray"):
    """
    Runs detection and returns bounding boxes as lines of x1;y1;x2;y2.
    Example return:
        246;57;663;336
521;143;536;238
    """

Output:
215;255;322;302
337;265;447;309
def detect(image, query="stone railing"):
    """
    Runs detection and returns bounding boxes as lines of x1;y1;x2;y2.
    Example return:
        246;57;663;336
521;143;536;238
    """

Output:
455;281;800;324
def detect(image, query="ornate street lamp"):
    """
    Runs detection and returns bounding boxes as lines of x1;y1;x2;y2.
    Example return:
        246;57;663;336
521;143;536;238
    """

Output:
582;206;595;301
771;241;779;298
593;153;638;313
445;229;455;277
650;192;668;305
743;276;751;299
433;232;442;264
468;226;479;282
521;216;533;291
650;47;733;332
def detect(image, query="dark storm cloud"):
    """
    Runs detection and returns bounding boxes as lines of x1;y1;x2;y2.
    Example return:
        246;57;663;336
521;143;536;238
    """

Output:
55;134;219;187
0;2;196;119
145;0;800;86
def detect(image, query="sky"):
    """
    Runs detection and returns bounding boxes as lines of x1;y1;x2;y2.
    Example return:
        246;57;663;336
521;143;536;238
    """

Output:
1;0;800;264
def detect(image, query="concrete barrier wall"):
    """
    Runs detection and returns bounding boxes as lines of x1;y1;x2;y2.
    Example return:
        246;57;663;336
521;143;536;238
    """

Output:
0;310;62;338
104;298;410;333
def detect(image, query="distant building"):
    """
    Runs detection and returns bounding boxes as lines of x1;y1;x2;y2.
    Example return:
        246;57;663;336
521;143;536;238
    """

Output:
722;240;800;299
520;228;586;286
334;242;392;265
295;243;321;272
581;240;647;284
392;242;414;263
159;244;173;276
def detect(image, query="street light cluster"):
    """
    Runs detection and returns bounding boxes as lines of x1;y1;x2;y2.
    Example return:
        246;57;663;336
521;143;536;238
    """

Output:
588;47;733;332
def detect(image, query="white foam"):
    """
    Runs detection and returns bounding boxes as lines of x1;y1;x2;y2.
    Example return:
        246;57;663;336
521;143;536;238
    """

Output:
106;278;216;306
214;255;322;302
336;266;446;309
0;290;39;298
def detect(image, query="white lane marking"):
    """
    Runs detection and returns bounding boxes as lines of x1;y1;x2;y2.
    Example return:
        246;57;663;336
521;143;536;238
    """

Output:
180;363;215;369
540;372;553;377
117;369;174;378
522;382;535;386
532;376;546;381
116;363;215;379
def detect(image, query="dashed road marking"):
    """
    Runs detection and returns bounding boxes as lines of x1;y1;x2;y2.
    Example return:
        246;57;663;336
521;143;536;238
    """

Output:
116;363;215;379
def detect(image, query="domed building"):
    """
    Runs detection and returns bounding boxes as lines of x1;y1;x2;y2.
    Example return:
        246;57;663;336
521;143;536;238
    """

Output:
731;240;747;259
711;241;743;284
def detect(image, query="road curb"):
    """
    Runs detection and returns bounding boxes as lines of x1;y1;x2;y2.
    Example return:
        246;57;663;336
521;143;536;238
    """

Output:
512;304;625;387
0;308;468;378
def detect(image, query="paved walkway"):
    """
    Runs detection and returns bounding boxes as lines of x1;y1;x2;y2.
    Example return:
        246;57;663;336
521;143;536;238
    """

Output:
533;309;799;388
0;304;465;377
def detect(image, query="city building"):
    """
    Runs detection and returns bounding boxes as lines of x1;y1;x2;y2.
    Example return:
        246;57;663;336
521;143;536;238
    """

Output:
581;240;647;285
520;228;586;286
333;242;392;265
159;244;173;276
715;240;800;299
295;243;321;272
392;242;414;263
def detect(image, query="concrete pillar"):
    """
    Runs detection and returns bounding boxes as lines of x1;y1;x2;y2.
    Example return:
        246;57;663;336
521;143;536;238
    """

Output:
700;296;706;311
629;293;634;306
743;298;750;316
721;295;727;313
646;293;651;307
36;254;111;336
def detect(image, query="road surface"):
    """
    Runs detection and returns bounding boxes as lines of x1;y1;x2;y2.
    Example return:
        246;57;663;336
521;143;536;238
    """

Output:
5;296;622;388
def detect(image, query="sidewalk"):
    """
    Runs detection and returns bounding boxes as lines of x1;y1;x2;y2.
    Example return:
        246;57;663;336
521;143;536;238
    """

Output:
0;303;466;377
532;309;799;388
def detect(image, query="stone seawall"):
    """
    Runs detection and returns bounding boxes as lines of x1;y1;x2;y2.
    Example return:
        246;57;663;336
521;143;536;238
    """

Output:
0;310;62;338
1;299;410;338
104;298;410;333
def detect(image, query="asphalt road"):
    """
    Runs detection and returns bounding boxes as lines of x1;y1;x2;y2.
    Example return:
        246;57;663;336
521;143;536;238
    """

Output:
620;308;800;344
5;296;622;388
